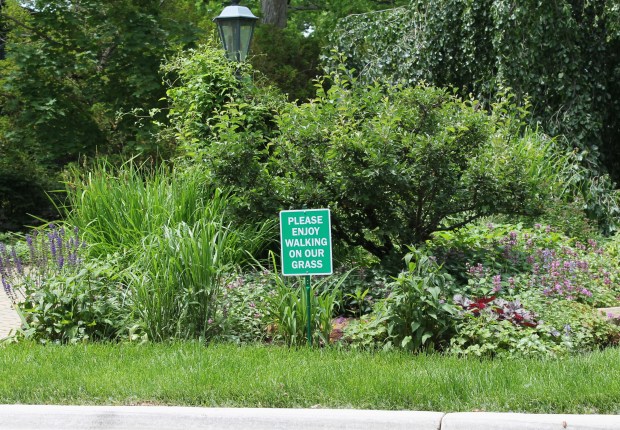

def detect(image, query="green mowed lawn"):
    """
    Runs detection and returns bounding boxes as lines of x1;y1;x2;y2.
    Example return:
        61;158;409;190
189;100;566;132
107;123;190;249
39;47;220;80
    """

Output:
1;342;620;413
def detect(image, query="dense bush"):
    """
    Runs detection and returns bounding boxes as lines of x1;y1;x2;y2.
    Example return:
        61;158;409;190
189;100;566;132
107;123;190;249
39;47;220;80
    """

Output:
19;258;131;344
204;71;567;270
328;1;620;173
162;43;285;158
0;224;130;343
328;0;620;234
250;25;321;102
48;162;275;342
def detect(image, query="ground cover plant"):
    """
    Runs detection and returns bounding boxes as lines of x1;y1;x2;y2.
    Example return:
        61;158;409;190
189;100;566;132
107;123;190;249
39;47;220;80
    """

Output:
331;223;620;357
426;223;620;357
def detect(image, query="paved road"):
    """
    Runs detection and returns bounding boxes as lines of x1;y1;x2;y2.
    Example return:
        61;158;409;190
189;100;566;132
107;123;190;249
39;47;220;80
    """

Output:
0;406;619;430
0;291;20;339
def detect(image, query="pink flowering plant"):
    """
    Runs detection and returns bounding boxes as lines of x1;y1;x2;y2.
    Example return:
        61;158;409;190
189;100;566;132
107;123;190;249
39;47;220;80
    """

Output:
430;223;620;308
425;223;620;356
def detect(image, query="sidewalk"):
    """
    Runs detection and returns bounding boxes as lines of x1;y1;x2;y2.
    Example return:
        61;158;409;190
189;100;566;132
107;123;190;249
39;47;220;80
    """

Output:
0;291;21;339
0;406;619;430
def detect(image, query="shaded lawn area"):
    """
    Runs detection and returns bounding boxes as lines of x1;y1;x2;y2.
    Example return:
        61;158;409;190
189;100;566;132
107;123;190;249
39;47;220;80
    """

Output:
1;342;619;413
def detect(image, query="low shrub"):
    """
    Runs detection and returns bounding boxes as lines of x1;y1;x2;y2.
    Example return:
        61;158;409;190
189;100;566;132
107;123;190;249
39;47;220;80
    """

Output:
0;225;131;344
384;249;458;352
18;258;131;344
425;223;620;356
429;223;620;307
339;223;620;356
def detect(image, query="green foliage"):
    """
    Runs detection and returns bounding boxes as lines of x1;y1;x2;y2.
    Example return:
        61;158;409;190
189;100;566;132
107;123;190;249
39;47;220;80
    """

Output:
449;315;570;359
264;258;346;346
385;249;458;352
418;222;620;356
1;0;174;163
328;0;620;231
161;44;288;222
0;148;58;231
341;303;390;350
450;294;620;358
525;294;620;352
161;42;242;152
208;72;564;268
428;223;620;308
18;258;131;344
63;160;274;260
59;160;275;342
219;272;273;344
0;0;214;226
128;217;245;342
250;25;321;102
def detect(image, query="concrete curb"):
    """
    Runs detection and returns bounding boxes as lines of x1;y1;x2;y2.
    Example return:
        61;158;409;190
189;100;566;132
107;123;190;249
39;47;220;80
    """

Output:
1;406;619;430
441;412;620;430
0;406;444;430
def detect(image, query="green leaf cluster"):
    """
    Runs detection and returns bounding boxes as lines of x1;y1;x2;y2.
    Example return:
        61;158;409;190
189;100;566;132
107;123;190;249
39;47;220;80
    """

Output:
202;72;564;268
328;0;620;231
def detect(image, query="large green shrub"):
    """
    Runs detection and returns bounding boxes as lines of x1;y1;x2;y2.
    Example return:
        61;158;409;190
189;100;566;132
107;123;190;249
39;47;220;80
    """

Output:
205;72;567;269
328;0;620;233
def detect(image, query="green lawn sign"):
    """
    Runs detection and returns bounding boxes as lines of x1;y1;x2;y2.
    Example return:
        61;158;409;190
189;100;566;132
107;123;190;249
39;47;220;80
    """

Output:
279;208;333;345
280;208;333;276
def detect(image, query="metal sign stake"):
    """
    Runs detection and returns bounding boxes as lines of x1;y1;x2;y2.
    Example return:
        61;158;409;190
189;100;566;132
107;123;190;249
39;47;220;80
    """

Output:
305;275;312;346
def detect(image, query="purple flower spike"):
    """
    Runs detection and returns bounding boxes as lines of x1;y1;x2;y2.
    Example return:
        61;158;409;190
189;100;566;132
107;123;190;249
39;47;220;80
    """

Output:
1;276;15;301
49;234;57;260
11;247;23;275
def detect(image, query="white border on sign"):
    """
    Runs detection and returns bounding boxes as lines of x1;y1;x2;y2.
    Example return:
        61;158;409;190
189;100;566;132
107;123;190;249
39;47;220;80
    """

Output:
279;208;333;276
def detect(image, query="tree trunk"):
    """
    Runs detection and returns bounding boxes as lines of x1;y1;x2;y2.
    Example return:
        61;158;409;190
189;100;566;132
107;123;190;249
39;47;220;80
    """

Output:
261;0;288;28
0;0;6;60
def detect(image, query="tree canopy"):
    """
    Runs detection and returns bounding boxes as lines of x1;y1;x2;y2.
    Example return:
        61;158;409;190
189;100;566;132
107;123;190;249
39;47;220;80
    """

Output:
329;0;620;181
0;0;618;235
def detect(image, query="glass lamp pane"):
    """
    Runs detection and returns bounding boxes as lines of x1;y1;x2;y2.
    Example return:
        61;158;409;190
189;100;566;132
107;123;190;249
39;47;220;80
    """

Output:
239;22;255;61
218;21;237;61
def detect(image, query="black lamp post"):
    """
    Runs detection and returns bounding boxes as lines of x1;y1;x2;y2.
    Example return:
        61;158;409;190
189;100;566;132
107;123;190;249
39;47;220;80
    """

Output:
213;0;259;62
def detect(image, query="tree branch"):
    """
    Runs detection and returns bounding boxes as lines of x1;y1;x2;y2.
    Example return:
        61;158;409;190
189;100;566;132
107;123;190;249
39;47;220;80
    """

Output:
0;11;67;47
433;213;482;233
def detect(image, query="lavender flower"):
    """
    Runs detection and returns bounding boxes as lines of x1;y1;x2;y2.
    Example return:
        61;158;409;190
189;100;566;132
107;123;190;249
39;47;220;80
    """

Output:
492;274;502;292
49;232;57;260
9;247;22;276
1;276;15;302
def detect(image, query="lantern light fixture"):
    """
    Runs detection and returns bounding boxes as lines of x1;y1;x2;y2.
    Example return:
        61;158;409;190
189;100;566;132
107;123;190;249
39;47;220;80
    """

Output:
213;0;259;62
